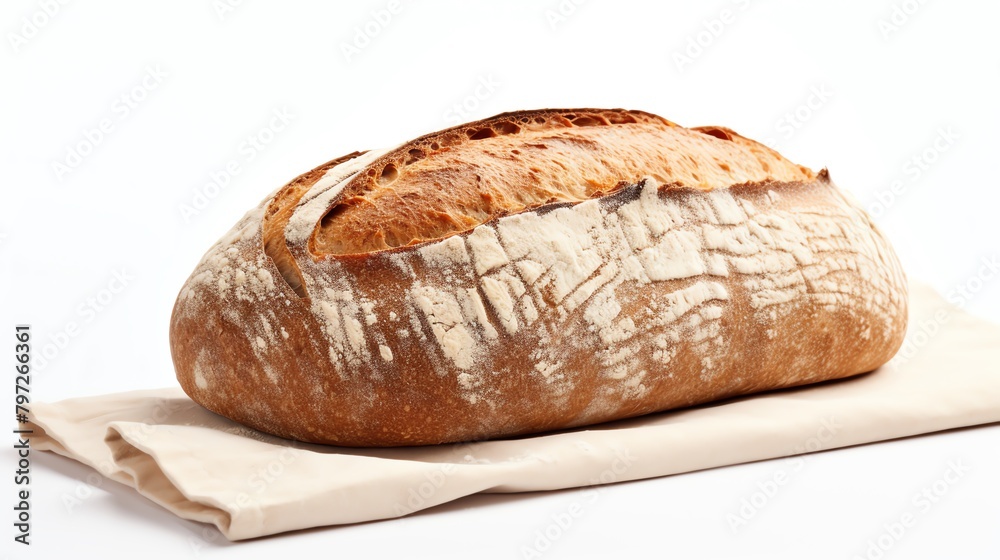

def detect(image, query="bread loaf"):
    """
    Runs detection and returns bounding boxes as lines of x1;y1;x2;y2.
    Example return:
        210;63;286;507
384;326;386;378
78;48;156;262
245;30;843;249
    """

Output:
169;109;908;447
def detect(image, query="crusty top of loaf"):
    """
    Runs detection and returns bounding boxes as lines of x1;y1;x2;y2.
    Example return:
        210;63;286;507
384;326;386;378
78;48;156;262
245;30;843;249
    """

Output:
309;109;814;255
263;109;815;297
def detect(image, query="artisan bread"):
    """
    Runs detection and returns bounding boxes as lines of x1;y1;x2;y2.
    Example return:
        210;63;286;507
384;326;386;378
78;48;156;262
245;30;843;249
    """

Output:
169;109;908;447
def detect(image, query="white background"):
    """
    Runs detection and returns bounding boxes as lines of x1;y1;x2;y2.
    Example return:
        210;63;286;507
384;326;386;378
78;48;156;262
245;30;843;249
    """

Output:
2;1;999;558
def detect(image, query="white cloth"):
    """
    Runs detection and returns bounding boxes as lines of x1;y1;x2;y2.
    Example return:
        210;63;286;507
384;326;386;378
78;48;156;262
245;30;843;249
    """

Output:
26;283;1000;540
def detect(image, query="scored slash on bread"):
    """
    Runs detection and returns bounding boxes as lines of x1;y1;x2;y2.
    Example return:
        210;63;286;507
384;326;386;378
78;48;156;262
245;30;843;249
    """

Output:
170;108;907;447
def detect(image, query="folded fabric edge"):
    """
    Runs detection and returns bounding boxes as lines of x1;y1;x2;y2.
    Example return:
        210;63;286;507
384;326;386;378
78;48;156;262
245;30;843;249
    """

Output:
102;415;1000;541
102;421;512;540
26;415;134;487
103;425;237;538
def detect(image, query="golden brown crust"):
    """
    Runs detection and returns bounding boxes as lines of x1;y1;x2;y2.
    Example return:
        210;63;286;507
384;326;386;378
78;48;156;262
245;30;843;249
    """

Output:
310;109;814;256
170;109;908;447
262;151;366;298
